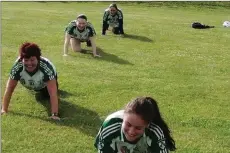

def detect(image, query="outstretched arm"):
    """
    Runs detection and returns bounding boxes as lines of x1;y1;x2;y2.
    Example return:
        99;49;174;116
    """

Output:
89;36;100;57
118;19;124;35
63;32;71;56
46;79;60;120
118;10;124;35
2;78;18;114
102;11;109;35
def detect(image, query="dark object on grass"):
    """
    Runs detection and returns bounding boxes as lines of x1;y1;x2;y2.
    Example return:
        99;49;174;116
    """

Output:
192;22;215;29
86;40;91;47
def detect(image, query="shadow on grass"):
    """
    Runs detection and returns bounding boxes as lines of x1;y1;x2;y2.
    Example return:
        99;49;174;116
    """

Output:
123;33;153;42
11;89;102;137
79;47;133;65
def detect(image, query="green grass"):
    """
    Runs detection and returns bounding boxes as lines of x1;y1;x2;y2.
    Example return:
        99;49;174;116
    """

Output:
1;2;230;153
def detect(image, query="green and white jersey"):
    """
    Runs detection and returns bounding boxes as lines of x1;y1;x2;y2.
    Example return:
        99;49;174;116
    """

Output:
95;110;169;153
103;8;123;27
9;57;57;91
65;20;96;42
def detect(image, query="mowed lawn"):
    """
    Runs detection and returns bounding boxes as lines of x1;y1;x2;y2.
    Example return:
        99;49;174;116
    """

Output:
1;2;230;153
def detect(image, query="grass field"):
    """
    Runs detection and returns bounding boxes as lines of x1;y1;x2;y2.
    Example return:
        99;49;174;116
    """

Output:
1;2;230;153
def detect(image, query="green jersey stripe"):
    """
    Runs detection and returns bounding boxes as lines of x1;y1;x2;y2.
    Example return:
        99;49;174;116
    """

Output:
10;62;23;79
102;125;121;139
11;62;23;72
101;122;122;138
160;149;168;153
149;123;164;139
40;62;54;76
149;127;164;140
43;57;57;75
40;62;53;73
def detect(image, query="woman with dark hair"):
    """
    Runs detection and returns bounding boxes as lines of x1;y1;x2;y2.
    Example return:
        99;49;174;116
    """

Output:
102;3;124;36
1;42;60;120
95;96;176;153
63;14;100;57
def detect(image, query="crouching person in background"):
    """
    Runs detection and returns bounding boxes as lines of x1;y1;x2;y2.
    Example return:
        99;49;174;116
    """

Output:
102;3;125;37
1;42;60;120
63;14;100;57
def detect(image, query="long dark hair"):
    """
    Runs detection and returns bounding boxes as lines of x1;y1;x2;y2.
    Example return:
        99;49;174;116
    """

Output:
124;96;176;151
109;3;118;10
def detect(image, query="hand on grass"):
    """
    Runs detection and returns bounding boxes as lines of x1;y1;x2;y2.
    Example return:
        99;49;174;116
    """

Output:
63;54;68;56
94;54;101;58
1;109;7;115
50;115;61;121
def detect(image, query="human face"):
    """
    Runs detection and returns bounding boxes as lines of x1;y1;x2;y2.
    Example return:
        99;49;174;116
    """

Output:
109;7;117;15
76;18;87;30
122;113;148;142
23;56;38;72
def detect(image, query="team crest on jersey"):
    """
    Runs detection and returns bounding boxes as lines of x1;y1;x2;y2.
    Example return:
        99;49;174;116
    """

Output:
108;15;118;22
20;78;26;85
107;15;119;27
120;146;130;153
28;80;35;86
79;31;89;40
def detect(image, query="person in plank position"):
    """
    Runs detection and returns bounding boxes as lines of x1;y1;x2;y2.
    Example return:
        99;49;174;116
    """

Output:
1;42;60;120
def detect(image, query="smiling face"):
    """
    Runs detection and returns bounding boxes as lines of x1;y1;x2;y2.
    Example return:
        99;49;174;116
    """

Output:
122;113;148;142
109;6;117;15
23;56;38;72
76;18;87;30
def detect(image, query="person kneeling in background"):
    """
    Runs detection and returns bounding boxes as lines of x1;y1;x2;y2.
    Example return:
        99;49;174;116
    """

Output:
102;3;125;37
63;14;101;57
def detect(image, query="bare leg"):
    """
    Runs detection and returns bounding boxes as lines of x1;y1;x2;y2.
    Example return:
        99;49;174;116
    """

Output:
70;38;81;52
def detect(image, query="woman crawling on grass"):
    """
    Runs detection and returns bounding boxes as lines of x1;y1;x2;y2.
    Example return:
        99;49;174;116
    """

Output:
94;96;176;153
63;14;101;57
102;3;125;37
1;42;60;120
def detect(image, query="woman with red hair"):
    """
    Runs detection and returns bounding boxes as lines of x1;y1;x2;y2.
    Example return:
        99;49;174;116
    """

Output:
1;42;60;120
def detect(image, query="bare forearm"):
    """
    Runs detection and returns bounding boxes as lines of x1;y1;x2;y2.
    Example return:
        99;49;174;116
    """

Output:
2;90;13;111
89;37;97;56
63;33;71;55
92;43;97;55
50;95;59;114
64;41;69;55
2;79;17;112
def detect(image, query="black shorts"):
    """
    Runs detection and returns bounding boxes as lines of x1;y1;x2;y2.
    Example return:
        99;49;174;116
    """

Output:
36;77;59;98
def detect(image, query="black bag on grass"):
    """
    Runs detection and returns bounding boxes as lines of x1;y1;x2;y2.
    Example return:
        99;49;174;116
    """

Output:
192;22;214;29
